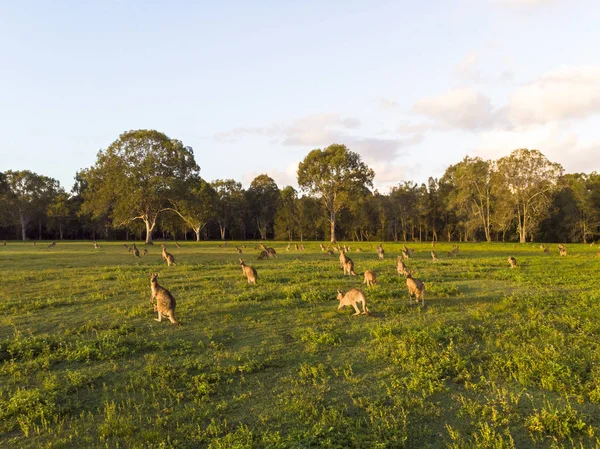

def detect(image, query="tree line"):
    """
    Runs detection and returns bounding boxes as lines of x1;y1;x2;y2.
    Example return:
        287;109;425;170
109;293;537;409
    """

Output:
1;129;599;244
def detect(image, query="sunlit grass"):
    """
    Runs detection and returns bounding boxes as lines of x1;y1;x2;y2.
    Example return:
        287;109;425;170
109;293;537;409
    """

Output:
1;240;600;448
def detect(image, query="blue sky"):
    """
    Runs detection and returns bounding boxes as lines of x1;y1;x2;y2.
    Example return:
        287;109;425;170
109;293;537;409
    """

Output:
1;0;599;192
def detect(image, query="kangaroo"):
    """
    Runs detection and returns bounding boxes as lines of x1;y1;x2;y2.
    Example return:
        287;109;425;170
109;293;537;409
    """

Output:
355;247;363;252
286;244;290;251
295;243;299;251
260;243;277;258
397;256;408;276
93;241;101;250
339;249;349;269
376;245;385;260
342;258;357;276
320;243;326;251
236;246;243;254
300;244;305;251
122;244;129;249
149;273;179;325
175;242;181;248
132;244;140;257
337;288;369;315
257;250;269;260
325;249;334;257
508;256;517;268
48;241;56;248
406;271;425;307
363;270;377;287
239;258;258;284
143;249;148;256
161;244;176;266
2;241;5;246
448;245;459;257
559;247;567;257
402;249;410;260
431;251;438;262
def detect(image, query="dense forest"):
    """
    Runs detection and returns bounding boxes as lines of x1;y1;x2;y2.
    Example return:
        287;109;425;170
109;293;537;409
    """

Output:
1;130;599;244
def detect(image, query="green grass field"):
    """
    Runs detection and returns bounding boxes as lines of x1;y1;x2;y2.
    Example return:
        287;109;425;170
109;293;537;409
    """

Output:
2;241;600;448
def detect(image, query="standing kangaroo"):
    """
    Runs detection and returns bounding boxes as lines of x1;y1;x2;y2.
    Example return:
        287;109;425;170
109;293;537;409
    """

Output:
161;244;176;266
342;258;357;276
431;251;438;262
149;273;179;325
363;270;377;287
239;258;258;284
337;289;369;315
397;256;408;276
508;256;517;268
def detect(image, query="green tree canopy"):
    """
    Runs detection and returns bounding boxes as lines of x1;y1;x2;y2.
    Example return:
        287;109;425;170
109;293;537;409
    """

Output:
81;129;200;244
297;144;374;242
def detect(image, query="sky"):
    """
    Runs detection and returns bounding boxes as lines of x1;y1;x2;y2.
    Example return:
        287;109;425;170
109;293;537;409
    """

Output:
1;0;599;192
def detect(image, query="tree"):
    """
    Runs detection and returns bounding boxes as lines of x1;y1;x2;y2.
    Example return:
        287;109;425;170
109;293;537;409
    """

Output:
444;157;495;242
211;179;245;240
274;186;298;241
246;174;280;240
169;178;218;241
496;149;563;243
3;170;60;240
47;188;71;240
297;144;374;242
81;129;200;244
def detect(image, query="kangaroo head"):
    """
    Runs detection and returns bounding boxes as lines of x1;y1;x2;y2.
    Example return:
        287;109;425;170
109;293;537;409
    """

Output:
239;258;245;265
336;290;344;301
150;273;159;282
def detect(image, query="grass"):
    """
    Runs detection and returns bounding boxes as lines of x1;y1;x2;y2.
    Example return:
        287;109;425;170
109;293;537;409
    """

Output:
1;240;600;448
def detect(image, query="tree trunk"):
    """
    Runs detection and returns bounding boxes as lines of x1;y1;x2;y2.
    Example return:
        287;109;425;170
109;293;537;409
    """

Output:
144;220;154;244
59;223;64;240
20;216;27;241
330;211;336;242
219;225;226;240
194;228;201;241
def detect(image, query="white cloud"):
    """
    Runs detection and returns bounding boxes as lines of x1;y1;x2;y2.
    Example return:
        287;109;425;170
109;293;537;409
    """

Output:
503;66;600;125
454;51;481;81
412;87;495;130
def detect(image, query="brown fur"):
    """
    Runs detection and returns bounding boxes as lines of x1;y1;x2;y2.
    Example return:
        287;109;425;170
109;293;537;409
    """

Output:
397;256;408;276
363;270;377;287
406;271;425;306
260;243;277;258
508;256;517;268
342;258;357;276
150;273;179;325
431;251;438;262
257;250;268;260
239;258;258;284
559;247;567;256
337;288;369;315
339;249;349;268
161;244;176;266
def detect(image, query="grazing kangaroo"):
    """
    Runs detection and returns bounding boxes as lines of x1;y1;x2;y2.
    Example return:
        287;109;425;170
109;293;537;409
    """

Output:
236;246;243;254
257;250;269;260
149;273;179;325
325;249;334;257
363;270;377;287
342;258;357;276
508;256;517;268
337;289;369;315
397;256;408;276
448;245;459;257
161;244;176;266
355;247;363;252
48;241;56;248
239;258;258;284
406;271;425;307
93;241;101;250
431;251;438;262
143;249;148;256
260;243;277;258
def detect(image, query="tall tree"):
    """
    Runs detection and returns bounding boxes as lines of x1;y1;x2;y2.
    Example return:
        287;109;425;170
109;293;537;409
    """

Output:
496;149;563;243
169;178;218;241
3;170;59;240
274;186;298;241
47;188;71;240
246;174;280;240
444;157;495;242
211;179;245;240
297;144;374;242
81;129;199;244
